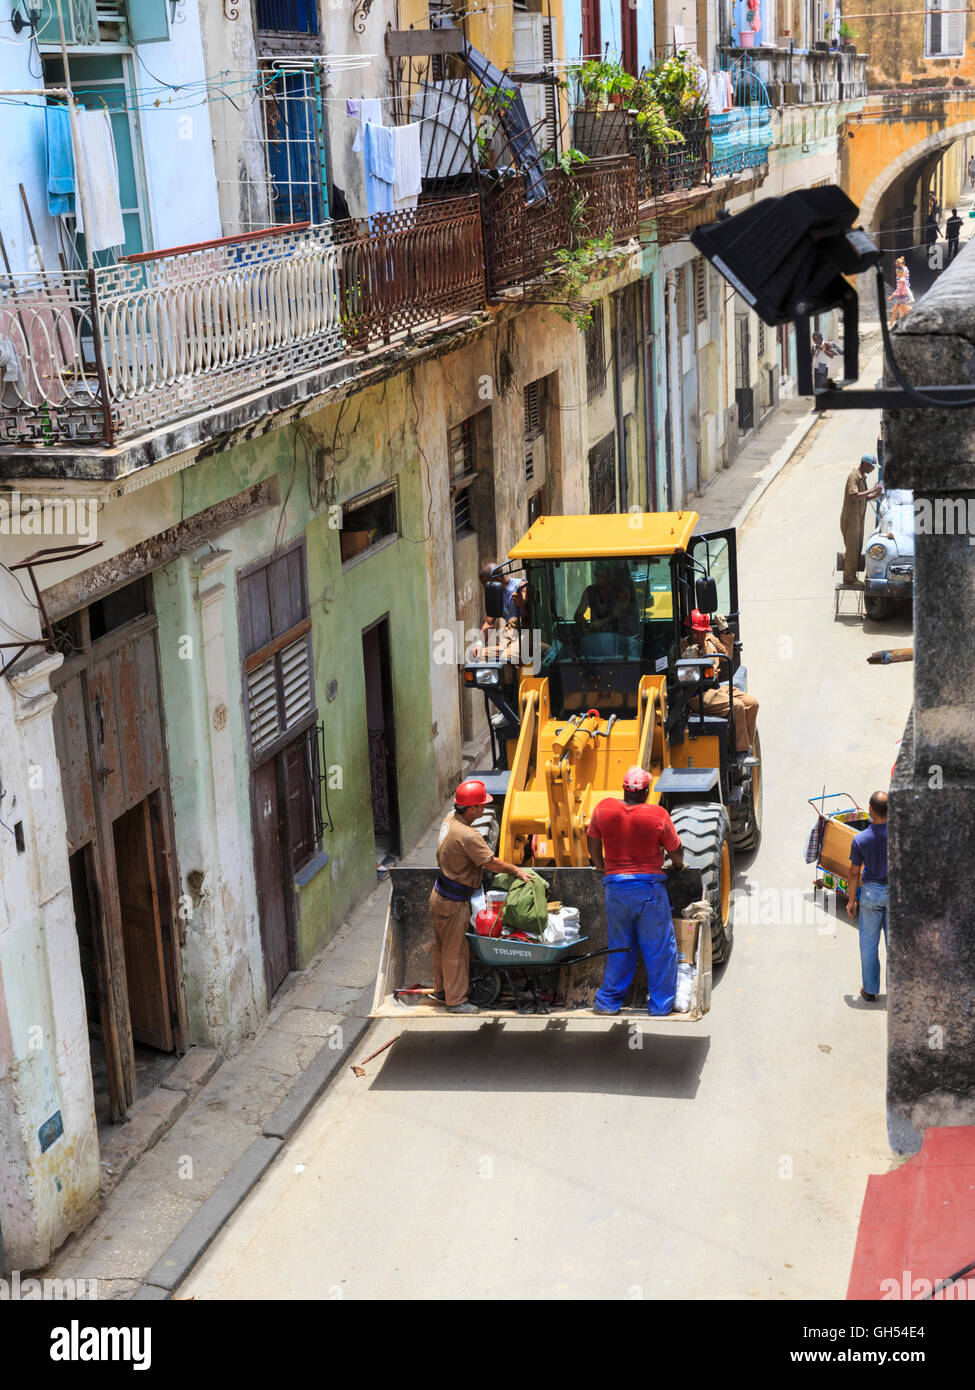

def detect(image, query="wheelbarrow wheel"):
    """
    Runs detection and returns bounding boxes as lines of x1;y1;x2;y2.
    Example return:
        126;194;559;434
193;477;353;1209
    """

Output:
468;959;501;1008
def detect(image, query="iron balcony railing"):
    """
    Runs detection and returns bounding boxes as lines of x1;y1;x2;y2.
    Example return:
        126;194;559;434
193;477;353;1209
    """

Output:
482;155;640;296
0;199;484;448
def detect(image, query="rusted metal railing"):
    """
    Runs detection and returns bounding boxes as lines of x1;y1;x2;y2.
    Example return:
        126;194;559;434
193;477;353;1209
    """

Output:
482;156;640;297
0;198;484;447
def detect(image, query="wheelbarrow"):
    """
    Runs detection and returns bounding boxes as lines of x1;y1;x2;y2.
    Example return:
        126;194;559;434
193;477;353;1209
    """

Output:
462;932;628;1015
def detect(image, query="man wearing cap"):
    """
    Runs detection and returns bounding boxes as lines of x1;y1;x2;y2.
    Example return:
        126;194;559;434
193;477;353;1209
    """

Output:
682;610;758;754
841;454;882;585
430;780;532;1013
587;768;684;1015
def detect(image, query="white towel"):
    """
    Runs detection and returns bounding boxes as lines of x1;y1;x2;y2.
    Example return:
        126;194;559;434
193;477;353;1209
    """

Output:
73;109;125;252
392;122;422;209
351;98;382;154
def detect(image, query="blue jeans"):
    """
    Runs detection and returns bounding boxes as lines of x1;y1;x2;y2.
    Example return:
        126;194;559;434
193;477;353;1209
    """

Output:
596;875;677;1016
859;881;888;995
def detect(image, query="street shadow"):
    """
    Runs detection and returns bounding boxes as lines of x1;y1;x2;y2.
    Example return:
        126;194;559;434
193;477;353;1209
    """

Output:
844;991;888;1010
368;1023;710;1099
862;612;913;639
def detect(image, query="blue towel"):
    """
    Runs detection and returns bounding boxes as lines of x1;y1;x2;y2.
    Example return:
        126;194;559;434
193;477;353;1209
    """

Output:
363;121;395;220
45;103;75;217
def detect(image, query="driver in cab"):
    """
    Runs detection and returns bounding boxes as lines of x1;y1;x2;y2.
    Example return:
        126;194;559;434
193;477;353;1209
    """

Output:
573;562;639;637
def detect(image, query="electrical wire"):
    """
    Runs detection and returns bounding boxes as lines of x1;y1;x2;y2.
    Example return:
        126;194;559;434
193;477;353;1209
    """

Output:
876;266;975;409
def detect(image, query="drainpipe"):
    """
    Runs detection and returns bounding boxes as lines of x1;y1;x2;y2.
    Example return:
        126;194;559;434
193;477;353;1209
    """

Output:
613;294;627;512
641;277;657;511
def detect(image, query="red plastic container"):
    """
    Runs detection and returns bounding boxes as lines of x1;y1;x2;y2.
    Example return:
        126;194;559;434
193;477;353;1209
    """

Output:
475;905;503;938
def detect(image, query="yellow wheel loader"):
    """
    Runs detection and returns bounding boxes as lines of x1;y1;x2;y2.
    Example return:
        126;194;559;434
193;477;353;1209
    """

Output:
464;511;759;959
371;511;760;1020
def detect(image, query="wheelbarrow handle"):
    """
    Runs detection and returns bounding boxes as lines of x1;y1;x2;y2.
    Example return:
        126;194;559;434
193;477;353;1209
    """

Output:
562;946;631;966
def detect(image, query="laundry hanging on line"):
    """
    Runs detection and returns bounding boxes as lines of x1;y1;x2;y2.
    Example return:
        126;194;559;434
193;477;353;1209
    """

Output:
72;110;125;253
392;122;422;211
45;103;75;218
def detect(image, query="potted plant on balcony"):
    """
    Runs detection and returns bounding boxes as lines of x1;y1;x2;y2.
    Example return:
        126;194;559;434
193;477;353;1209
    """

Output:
839;21;858;51
572;59;635;158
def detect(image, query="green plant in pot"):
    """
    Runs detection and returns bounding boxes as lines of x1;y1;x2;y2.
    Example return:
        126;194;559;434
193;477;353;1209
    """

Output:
644;50;708;126
572;58;636;158
839;20;858;48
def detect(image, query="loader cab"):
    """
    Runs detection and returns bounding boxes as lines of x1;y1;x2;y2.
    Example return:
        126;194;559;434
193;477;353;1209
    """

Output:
526;554;678;719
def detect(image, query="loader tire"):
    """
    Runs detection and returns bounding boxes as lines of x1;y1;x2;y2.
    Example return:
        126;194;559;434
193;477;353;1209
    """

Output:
729;728;762;854
671;803;734;966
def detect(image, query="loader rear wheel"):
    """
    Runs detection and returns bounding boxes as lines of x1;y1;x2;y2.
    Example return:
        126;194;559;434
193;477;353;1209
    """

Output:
729;728;762;854
671;803;735;966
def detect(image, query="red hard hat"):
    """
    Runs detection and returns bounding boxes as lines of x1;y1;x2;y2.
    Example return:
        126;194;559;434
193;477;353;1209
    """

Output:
622;765;651;791
688;609;711;633
455;779;493;807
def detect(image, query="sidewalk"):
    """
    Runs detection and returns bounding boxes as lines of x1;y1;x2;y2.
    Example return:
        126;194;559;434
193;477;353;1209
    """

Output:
693;394;822;534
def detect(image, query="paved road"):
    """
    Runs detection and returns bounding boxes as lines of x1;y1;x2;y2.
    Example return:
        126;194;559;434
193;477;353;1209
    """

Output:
180;386;911;1301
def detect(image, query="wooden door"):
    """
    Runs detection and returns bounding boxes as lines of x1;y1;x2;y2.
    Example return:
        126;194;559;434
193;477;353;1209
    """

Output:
252;757;292;1000
113;799;173;1051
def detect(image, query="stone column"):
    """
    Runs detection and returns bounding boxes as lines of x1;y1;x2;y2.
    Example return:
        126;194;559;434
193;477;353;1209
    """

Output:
884;243;975;1153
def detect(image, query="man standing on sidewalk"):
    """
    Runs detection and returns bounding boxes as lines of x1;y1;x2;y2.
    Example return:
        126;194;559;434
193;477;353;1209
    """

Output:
430;780;531;1013
587;767;684;1016
840;454;882;585
846;791;888;1002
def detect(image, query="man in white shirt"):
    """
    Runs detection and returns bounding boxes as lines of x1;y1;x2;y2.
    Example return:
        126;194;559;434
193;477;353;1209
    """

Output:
812;331;838;390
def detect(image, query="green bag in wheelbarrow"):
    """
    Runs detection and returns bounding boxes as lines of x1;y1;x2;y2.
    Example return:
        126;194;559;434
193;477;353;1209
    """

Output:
490;870;549;939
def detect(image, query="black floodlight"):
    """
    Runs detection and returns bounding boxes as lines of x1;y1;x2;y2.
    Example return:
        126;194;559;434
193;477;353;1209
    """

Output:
690;185;880;328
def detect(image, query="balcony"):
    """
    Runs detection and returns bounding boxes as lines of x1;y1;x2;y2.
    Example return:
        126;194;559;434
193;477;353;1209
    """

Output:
0;201;485;450
482;156;640;296
716;45;868;104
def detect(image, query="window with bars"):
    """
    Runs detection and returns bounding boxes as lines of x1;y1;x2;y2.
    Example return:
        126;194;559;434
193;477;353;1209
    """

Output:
260;67;326;226
255;0;319;34
617;286;639;376
585;302;606;403
588;434;616;514
449;418;477;539
925;0;965;54
757;318;766;358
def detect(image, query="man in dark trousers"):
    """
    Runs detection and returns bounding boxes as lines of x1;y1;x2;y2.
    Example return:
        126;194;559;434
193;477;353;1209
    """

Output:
430;780;530;1013
846;790;888;1002
587;767;684;1016
946;207;964;262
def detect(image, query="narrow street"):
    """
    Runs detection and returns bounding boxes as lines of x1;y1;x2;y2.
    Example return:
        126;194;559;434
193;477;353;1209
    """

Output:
177;382;911;1302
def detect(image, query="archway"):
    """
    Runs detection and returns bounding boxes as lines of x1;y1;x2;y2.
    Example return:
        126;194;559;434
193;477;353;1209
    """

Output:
857;117;975;231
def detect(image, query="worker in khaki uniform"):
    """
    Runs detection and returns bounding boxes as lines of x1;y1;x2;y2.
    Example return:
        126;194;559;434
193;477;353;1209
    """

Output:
840;453;882;584
430;780;531;1013
681;609;758;754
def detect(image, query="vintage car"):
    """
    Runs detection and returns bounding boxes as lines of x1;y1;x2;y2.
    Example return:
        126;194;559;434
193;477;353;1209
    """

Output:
863;488;914;621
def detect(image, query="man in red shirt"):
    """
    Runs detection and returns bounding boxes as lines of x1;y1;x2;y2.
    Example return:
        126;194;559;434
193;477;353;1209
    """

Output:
587;766;684;1015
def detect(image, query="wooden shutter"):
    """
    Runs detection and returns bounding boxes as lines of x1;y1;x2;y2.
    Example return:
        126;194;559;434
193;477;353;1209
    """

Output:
581;0;601;59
